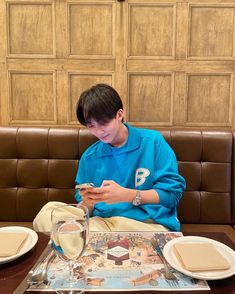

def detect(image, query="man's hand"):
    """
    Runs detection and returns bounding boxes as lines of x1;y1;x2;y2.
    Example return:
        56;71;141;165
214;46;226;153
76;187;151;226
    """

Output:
84;180;129;204
79;189;97;215
80;180;160;210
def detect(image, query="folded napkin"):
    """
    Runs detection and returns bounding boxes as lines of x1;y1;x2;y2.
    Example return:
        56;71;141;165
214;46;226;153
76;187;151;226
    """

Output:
0;232;28;257
52;222;86;260
173;242;230;272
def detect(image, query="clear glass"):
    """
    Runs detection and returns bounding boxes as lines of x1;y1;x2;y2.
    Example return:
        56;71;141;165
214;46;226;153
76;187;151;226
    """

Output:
51;203;89;294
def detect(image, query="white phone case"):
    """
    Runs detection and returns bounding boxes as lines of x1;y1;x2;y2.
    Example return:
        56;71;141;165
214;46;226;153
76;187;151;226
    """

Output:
75;183;95;190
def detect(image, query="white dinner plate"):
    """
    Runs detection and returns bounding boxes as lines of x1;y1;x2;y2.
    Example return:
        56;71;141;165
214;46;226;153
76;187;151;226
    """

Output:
163;236;235;280
0;226;38;264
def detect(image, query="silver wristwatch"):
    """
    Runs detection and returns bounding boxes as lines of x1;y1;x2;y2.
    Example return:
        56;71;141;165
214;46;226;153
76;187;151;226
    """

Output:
132;190;142;206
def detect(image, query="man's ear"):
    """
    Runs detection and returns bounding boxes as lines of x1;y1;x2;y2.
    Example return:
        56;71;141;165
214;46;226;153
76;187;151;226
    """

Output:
116;109;124;122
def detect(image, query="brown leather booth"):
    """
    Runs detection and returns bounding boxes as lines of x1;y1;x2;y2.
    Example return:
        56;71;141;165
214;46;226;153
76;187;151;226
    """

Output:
0;127;234;241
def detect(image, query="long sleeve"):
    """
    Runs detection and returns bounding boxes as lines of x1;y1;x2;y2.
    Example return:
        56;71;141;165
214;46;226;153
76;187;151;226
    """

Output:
153;136;186;209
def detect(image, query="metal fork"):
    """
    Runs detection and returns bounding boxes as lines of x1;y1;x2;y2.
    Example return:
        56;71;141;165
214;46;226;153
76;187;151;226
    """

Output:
151;238;177;280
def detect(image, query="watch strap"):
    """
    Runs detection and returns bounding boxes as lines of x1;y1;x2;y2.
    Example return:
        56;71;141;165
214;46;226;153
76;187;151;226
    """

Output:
132;190;142;206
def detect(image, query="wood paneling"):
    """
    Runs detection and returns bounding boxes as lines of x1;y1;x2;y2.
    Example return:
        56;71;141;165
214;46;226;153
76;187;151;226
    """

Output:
69;3;114;57
0;0;235;129
129;4;176;58
128;73;173;125
7;2;55;57
9;71;56;123
186;74;232;125
189;5;234;59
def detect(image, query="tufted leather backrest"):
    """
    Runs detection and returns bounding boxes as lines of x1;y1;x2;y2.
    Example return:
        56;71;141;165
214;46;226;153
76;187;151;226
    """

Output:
0;127;234;225
169;130;233;225
0;128;77;221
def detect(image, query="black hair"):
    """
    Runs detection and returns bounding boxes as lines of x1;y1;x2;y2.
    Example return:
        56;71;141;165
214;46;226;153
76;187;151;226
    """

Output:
76;84;123;126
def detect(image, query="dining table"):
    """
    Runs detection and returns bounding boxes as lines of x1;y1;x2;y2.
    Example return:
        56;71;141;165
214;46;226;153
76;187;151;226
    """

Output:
0;231;234;294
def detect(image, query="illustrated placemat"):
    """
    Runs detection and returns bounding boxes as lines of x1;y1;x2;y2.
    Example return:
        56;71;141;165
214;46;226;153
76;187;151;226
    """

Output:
29;231;209;291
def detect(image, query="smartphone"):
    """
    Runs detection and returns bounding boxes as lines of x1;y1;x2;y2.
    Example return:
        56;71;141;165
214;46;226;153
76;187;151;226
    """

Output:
75;183;95;190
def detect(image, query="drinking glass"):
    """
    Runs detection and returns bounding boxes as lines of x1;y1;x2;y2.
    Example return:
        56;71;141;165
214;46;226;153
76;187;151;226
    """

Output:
51;203;89;293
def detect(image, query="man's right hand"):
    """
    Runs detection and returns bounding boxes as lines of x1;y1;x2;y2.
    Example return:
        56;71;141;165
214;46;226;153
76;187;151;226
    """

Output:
79;189;97;215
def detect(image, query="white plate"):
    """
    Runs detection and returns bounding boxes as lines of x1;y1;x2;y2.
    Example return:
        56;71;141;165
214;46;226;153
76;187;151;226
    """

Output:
0;226;38;264
163;236;235;280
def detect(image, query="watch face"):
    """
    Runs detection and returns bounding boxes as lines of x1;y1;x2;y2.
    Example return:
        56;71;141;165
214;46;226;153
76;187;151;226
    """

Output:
133;191;142;206
133;199;138;206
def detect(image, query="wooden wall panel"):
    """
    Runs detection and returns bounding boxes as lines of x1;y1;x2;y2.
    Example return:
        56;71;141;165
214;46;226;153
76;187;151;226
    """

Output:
188;5;234;59
7;2;54;57
9;71;56;123
129;4;176;58
69;3;114;57
128;73;173;125
186;74;232;125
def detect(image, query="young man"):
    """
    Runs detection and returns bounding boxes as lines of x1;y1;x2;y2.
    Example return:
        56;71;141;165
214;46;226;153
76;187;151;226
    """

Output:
75;84;186;232
33;84;185;232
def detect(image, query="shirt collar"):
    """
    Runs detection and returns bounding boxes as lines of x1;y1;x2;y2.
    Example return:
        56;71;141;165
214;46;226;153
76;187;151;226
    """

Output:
98;123;141;157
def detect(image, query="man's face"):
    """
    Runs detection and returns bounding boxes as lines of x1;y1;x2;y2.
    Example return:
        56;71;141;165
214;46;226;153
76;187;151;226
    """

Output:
86;110;124;146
